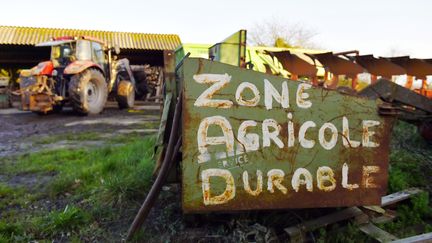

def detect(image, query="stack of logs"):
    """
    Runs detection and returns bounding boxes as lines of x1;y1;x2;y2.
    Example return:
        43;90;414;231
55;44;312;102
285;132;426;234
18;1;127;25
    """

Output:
131;65;164;102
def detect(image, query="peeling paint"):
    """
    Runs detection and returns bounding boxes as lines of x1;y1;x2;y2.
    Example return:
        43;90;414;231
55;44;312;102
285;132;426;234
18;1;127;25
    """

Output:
182;58;393;213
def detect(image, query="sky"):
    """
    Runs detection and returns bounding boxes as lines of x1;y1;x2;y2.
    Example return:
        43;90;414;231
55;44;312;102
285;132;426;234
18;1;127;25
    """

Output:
1;0;431;58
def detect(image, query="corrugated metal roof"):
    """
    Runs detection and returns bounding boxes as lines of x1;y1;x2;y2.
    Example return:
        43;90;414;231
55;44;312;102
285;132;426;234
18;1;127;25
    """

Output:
0;26;181;51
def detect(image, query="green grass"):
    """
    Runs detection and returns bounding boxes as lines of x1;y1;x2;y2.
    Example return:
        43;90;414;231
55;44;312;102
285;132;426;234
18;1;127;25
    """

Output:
0;183;29;211
36;205;91;236
107;132;146;145
0;183;14;197
33;132;103;145
2;119;432;241
316;223;370;243
0;135;156;241
379;192;432;238
377;121;432;237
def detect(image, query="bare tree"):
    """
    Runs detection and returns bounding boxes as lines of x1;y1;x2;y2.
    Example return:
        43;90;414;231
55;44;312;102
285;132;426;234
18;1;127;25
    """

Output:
385;47;408;57
248;17;318;48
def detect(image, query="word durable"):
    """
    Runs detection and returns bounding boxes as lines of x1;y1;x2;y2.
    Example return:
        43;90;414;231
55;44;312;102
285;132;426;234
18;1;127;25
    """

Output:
202;164;380;205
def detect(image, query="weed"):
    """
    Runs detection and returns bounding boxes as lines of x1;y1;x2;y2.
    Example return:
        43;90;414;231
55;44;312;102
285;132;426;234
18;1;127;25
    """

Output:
381;193;432;237
0;183;14;197
0;183;27;210
34;132;102;145
0;220;24;239
388;150;426;192
37;205;91;236
0;134;156;241
379;121;432;237
0;235;9;243
107;132;144;144
315;222;369;243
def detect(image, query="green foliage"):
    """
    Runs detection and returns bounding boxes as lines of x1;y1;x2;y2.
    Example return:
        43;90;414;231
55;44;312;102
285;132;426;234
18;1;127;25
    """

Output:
381;192;432;237
34;132;102;145
0;235;9;243
4;136;155;200
379;121;432;237
274;37;292;48
0;221;24;240
316;223;369;243
388;150;425;192
0;135;156;241
388;121;429;192
97;135;155;204
409;192;431;220
0;183;14;197
106;132;144;144
37;205;91;236
0;183;27;210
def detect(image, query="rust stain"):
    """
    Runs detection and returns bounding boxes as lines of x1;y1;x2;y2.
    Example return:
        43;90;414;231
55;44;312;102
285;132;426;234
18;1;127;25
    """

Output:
182;58;393;213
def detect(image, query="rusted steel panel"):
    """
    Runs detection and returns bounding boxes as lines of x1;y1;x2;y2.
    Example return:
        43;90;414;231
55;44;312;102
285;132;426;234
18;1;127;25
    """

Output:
182;58;393;213
311;52;363;76
355;55;406;78
266;51;317;77
387;56;432;80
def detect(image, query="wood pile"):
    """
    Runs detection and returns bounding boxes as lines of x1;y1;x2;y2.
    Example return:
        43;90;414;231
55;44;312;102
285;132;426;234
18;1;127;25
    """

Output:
131;65;164;102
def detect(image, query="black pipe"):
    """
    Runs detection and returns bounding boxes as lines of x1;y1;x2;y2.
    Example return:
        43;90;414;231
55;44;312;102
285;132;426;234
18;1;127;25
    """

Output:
126;91;183;240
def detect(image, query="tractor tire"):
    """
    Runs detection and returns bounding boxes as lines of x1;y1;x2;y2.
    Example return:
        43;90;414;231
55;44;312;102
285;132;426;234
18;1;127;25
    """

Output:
69;69;107;115
135;79;149;100
132;67;149;100
116;80;135;109
52;104;63;113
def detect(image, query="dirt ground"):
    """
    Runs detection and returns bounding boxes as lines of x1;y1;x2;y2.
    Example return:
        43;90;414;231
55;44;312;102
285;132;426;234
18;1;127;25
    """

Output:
0;102;161;158
0;102;319;241
0;102;165;241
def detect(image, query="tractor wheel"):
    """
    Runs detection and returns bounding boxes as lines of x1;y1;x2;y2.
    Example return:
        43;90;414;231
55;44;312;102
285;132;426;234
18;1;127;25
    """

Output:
116;80;135;109
132;67;149;100
69;69;107;115
52;104;63;113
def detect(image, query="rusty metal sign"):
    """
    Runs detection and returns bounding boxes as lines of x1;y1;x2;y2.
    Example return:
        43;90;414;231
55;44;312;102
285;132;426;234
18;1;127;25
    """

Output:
181;58;393;213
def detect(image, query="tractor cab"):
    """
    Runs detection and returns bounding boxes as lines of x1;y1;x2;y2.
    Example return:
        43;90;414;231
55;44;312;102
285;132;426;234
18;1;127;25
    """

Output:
49;40;74;66
36;36;108;75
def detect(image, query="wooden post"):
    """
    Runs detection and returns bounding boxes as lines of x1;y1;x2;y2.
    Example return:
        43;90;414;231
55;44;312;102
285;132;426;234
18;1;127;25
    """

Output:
155;67;164;103
371;74;377;84
311;76;318;86
421;79;427;96
351;76;358;90
405;75;414;89
327;73;339;89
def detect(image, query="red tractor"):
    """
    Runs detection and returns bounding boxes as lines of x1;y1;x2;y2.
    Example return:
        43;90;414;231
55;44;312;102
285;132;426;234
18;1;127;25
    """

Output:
19;36;137;115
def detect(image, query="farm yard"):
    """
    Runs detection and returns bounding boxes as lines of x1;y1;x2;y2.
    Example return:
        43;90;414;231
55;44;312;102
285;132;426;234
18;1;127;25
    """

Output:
1;5;432;241
0;102;432;242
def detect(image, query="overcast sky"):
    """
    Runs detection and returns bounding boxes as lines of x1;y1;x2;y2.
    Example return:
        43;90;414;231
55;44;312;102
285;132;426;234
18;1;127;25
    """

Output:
1;0;431;58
